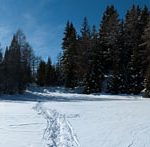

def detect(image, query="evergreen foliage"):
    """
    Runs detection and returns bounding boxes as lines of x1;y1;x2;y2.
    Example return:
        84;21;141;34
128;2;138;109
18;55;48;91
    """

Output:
37;60;46;86
60;5;150;95
62;21;78;88
36;57;57;87
78;17;92;86
0;31;39;94
83;26;103;94
0;5;150;96
143;17;150;97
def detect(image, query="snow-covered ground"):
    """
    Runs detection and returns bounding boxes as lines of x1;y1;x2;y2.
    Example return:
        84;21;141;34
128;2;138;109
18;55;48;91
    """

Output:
0;101;46;147
0;88;150;147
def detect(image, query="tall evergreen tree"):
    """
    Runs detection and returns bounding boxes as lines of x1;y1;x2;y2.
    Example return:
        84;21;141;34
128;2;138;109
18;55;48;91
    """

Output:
37;60;46;86
45;57;56;86
99;5;122;93
142;17;150;96
124;5;144;94
99;5;120;73
83;26;104;94
0;47;2;63
139;6;150;75
4;35;23;93
0;48;3;93
45;57;52;86
62;21;78;88
77;17;91;85
107;27;122;94
116;21;128;93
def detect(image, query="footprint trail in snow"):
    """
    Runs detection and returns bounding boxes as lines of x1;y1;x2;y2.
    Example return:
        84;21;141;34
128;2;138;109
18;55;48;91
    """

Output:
34;103;80;147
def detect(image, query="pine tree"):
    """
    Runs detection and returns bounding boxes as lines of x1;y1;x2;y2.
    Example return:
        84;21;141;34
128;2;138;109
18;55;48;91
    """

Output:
37;60;46;86
62;21;78;88
116;21;128;93
0;48;3;93
83;26;104;94
139;6;150;75
4;35;23;94
0;30;47;94
0;47;2;63
45;57;56;86
99;5;122;93
124;5;144;94
99;5;120;73
142;17;150;97
77;17;91;85
3;47;9;93
45;57;52;86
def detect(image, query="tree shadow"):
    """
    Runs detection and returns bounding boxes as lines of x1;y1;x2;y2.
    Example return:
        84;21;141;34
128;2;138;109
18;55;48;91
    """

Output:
0;90;140;103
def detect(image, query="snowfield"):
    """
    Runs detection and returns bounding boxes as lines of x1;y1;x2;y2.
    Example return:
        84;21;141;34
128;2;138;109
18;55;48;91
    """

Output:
0;102;46;147
0;88;150;147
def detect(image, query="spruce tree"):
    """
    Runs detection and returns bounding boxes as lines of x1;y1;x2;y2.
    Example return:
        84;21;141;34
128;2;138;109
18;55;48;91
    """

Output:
116;21;128;93
37;60;46;86
0;48;2;63
77;17;91;85
99;5;120;73
142;17;150;96
62;21;78;88
0;30;44;94
139;6;150;75
45;57;56;86
83;26;103;94
124;5;144;94
45;57;52;86
0;49;3;93
4;35;23;94
99;5;122;93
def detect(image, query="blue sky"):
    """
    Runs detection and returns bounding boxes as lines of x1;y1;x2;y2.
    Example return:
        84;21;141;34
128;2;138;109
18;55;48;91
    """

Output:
0;0;149;63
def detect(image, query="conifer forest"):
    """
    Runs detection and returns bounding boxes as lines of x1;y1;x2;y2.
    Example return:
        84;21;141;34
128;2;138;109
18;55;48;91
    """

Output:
1;5;150;97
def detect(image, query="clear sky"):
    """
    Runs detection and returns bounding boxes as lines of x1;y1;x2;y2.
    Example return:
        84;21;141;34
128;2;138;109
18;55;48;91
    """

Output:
0;0;149;63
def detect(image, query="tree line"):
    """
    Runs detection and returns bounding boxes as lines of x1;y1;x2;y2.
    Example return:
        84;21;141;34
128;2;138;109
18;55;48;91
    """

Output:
0;30;57;94
58;5;150;96
1;5;150;96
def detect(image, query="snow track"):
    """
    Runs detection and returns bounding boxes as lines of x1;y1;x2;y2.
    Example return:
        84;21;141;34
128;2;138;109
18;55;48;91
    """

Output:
34;103;80;147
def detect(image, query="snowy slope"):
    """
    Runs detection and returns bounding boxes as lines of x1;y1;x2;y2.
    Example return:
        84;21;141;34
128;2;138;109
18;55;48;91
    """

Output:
0;88;150;147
